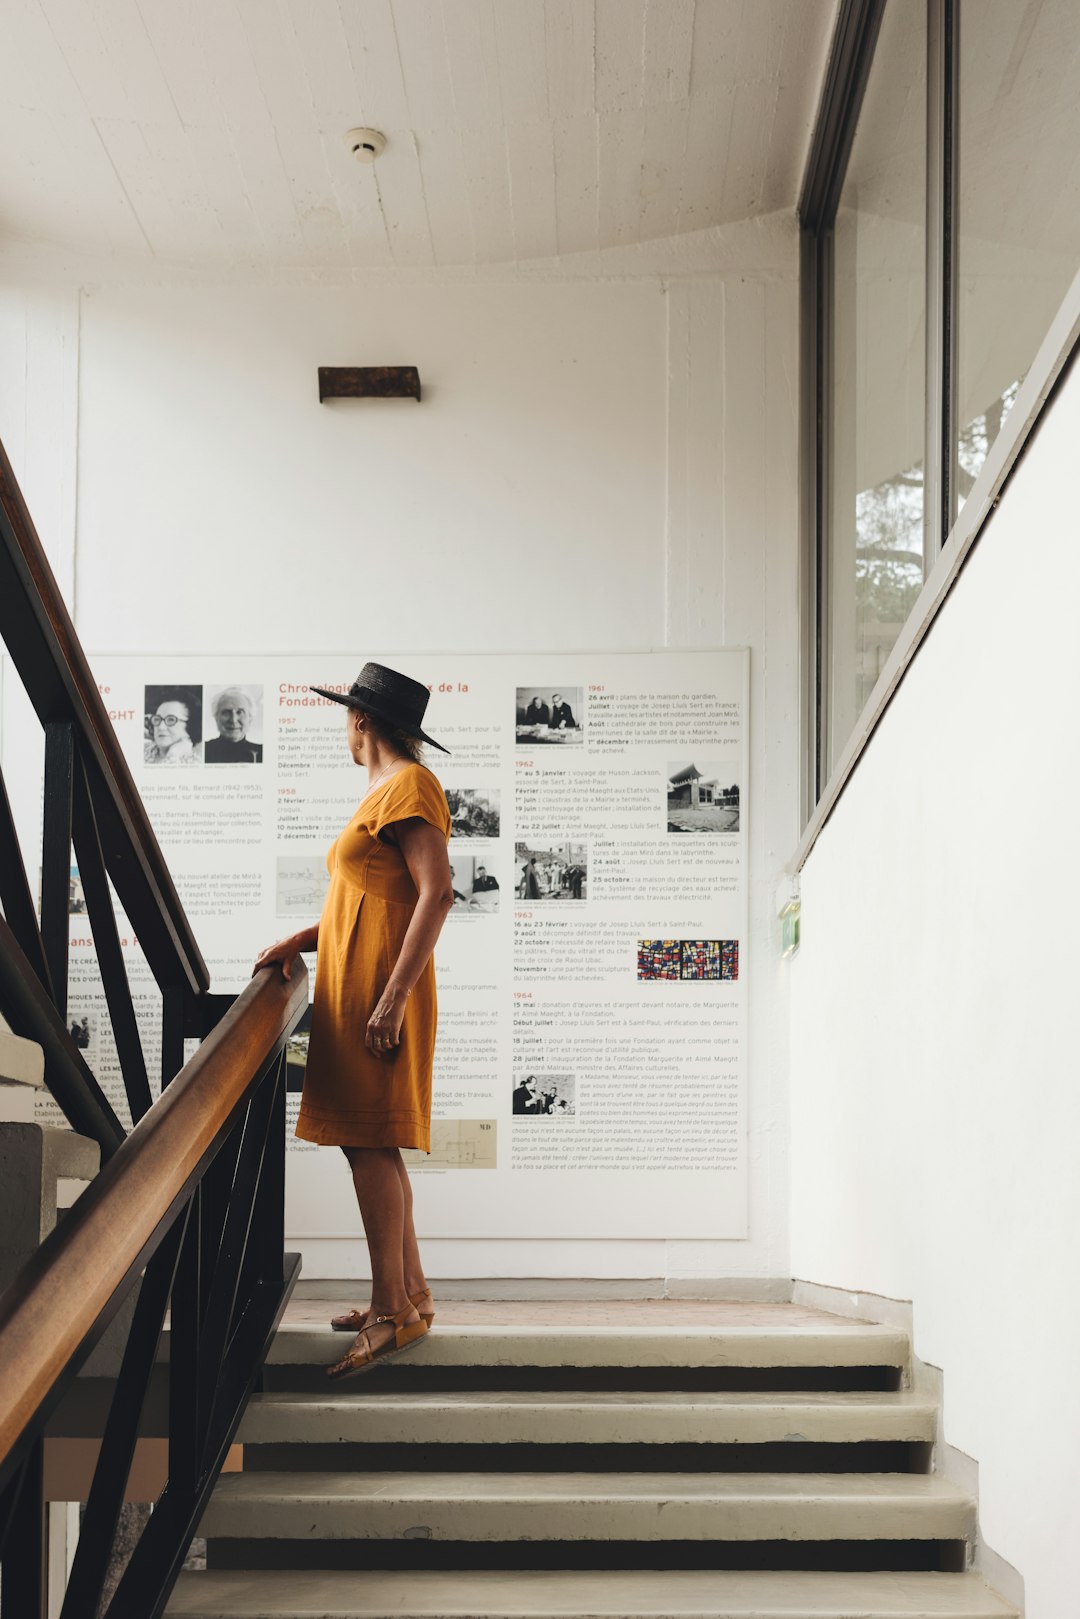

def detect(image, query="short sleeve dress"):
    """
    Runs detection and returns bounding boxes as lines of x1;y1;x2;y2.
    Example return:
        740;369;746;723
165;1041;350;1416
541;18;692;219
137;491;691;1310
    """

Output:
294;762;452;1152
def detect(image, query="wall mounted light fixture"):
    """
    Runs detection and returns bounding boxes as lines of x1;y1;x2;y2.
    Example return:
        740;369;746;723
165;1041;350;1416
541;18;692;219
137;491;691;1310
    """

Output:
317;367;421;403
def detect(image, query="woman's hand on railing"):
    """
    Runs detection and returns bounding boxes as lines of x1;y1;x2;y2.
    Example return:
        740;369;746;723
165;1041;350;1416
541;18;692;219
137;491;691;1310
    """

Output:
252;927;317;980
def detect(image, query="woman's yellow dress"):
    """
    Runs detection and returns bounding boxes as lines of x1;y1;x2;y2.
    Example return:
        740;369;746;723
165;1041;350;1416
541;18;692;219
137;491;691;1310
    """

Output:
295;762;451;1152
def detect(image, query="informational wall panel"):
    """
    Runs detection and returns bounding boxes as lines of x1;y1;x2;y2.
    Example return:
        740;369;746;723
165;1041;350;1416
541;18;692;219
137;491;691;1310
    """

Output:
5;651;748;1241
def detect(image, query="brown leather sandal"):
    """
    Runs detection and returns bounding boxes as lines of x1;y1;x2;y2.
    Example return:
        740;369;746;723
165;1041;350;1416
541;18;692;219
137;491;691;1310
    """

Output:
325;1303;428;1381
331;1286;434;1333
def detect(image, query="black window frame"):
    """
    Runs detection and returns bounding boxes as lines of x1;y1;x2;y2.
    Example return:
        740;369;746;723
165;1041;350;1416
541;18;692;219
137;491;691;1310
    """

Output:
798;0;961;822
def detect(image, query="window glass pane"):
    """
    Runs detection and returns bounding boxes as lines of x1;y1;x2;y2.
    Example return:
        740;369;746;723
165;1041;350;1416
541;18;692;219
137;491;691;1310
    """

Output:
827;2;926;776
957;0;1080;508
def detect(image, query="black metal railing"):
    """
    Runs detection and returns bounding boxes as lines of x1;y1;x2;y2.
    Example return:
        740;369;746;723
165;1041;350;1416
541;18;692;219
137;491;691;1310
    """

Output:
0;966;307;1618
0;433;308;1616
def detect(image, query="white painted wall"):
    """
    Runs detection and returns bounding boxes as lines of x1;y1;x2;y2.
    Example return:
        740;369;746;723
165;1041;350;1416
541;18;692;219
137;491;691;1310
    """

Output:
790;355;1080;1614
0;257;801;1284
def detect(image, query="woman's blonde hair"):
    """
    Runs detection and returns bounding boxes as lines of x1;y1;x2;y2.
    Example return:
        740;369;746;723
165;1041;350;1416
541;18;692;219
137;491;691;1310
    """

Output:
361;710;424;764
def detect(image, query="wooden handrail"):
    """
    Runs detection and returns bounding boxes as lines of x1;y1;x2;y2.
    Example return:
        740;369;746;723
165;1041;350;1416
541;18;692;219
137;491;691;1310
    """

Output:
0;961;307;1472
0;435;209;995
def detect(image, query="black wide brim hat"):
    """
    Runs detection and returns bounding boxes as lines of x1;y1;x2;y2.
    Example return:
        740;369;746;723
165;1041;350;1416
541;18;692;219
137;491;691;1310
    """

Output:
309;662;450;754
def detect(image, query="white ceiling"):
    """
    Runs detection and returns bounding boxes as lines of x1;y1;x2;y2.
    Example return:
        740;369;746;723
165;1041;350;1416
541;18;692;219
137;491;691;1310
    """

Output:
0;0;835;275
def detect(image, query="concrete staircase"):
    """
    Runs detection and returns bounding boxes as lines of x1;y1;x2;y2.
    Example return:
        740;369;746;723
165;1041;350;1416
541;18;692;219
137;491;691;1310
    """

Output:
166;1311;1018;1618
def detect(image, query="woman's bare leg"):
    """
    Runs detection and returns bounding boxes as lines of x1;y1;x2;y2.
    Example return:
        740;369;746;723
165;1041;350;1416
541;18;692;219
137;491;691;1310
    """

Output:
342;1147;415;1346
392;1150;428;1298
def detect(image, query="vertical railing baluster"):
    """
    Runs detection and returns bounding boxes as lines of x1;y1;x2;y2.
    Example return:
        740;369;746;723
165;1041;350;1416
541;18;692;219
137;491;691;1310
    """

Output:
0;764;55;998
72;758;154;1123
0;1435;47;1618
41;719;75;1019
58;1209;188;1619
254;1053;287;1287
168;1186;204;1499
161;984;186;1092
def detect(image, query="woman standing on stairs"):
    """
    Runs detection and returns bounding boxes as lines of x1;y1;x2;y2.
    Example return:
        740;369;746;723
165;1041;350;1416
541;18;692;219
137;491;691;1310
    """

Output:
253;663;454;1380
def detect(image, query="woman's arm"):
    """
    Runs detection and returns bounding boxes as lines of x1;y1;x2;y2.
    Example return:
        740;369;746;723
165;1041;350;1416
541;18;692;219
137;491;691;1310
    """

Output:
252;923;319;980
366;818;454;1056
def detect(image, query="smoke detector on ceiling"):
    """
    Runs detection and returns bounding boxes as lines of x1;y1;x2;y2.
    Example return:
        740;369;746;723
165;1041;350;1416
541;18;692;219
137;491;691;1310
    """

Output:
344;128;386;164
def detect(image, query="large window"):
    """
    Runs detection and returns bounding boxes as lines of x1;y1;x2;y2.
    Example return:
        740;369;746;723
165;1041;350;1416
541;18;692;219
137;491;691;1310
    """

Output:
827;1;926;774
956;0;1080;507
802;0;1080;814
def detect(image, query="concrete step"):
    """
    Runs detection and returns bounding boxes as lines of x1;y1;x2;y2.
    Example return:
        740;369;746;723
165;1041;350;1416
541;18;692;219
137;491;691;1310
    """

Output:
0;1029;45;1123
200;1470;974;1544
238;1389;936;1448
253;1324;909;1372
167;1568;1017;1617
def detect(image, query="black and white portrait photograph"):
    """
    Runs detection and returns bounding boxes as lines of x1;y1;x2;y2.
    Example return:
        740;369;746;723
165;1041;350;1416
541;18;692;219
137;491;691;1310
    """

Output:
276;855;330;917
667;761;740;833
516;686;584;745
515;840;587;901
445;785;501;838
449;853;500;913
512;1073;576;1116
144;684;203;766
68;1012;94;1053
205;684;264;763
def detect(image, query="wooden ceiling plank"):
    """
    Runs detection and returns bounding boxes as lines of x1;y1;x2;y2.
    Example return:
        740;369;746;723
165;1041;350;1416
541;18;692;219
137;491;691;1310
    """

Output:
138;114;231;261
392;0;459;131
0;96;145;256
337;0;411;130
505;118;559;264
414;127;477;267
493;0;550;126
90;117;184;258
597;106;647;251
84;0;182;125
188;0;308;264
183;122;266;263
638;98;691;243
193;0;284;132
687;0;743;100
543;0;595;120
235;0;352;263
595;0;644;114
552;110;600;257
719;78;772;222
442;0;504;131
136;0;227;130
36;0;163;124
678;84;736;235
284;0;366;135
458;121;516;266
373;132;438;268
641;0;695;105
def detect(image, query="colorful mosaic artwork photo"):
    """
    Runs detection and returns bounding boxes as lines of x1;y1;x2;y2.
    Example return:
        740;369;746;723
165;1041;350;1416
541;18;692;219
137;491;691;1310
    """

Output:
637;939;739;981
681;940;721;979
637;939;682;980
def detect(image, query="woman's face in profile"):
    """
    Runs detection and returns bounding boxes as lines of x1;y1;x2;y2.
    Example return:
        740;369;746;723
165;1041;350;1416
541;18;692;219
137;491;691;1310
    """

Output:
152;702;189;747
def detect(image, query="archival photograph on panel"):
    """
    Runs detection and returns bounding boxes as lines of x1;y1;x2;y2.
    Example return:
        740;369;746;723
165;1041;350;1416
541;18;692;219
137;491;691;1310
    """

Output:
512;1073;576;1116
666;761;740;833
205;684;264;763
285;1005;313;1090
515;686;584;745
445;786;501;838
68;864;86;915
515;840;587;901
276;856;330;917
449;853;500;913
144;685;203;765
